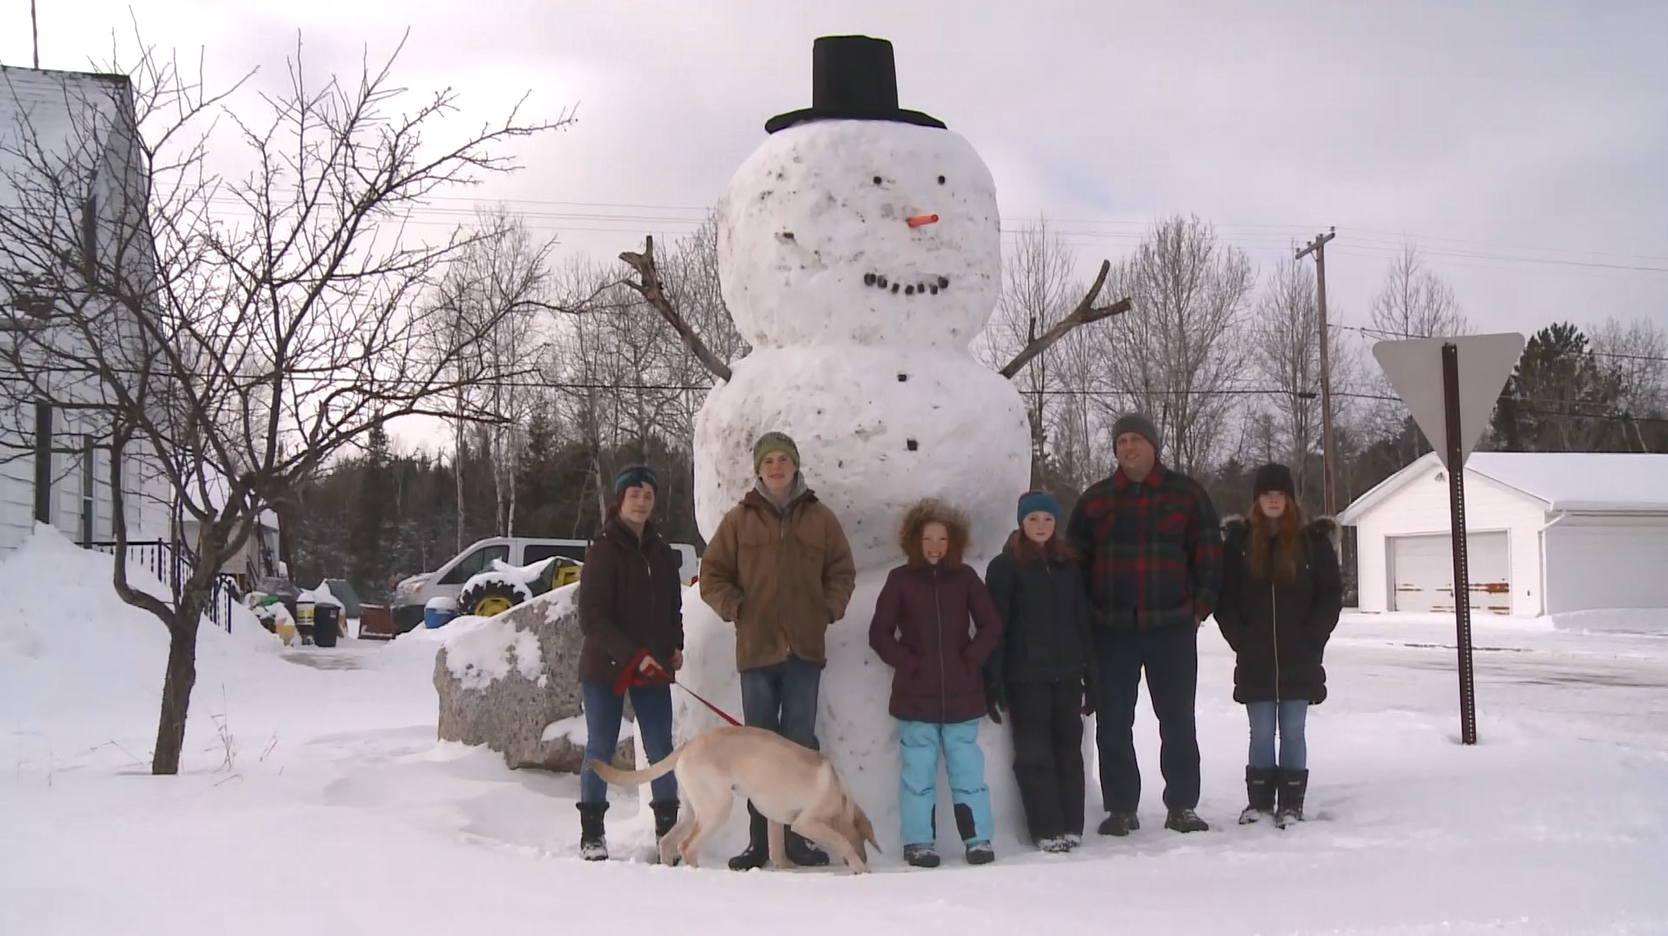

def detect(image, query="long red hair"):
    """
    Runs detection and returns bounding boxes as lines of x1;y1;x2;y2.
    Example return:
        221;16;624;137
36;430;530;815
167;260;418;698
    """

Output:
1246;502;1306;584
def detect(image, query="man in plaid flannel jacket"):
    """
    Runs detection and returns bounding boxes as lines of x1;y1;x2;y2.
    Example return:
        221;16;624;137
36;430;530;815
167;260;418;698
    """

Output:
1066;413;1223;836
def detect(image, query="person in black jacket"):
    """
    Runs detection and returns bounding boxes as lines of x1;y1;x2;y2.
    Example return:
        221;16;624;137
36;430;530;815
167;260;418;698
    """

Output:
576;465;686;861
984;490;1098;853
1216;464;1342;829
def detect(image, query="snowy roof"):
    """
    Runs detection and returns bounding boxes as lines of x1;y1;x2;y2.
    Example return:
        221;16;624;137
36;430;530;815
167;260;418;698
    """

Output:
1339;451;1668;524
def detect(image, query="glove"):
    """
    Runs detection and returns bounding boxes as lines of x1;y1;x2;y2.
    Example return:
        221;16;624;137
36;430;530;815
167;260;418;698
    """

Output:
986;683;1006;724
1081;674;1099;717
612;648;671;695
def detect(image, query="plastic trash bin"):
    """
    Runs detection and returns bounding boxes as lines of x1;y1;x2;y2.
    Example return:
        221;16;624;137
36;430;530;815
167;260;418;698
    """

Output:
313;604;341;648
424;596;458;629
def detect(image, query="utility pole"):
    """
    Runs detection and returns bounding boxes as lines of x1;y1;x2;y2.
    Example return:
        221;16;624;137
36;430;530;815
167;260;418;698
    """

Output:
31;0;41;68
1296;227;1338;517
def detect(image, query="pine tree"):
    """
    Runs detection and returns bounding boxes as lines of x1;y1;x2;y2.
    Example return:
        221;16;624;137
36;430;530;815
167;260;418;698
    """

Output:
347;421;396;599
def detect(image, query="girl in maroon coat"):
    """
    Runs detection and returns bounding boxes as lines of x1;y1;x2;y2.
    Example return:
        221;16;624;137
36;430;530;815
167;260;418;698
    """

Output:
869;499;1004;868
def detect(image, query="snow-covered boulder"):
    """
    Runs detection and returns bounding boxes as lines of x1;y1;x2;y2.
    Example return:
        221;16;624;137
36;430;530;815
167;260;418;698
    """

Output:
432;585;633;772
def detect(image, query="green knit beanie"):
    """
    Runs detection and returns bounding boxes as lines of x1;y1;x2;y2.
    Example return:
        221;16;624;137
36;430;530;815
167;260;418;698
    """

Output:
752;431;801;475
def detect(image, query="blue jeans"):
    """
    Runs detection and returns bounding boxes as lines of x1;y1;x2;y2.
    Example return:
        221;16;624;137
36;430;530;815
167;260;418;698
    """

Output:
1246;700;1308;772
580;681;676;805
739;655;822;751
898;719;993;847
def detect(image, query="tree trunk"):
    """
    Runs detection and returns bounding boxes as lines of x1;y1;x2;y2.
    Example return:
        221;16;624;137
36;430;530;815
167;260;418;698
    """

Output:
151;604;202;775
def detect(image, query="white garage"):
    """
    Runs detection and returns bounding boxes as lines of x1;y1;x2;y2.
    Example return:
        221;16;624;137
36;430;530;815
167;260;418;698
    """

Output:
1339;451;1668;616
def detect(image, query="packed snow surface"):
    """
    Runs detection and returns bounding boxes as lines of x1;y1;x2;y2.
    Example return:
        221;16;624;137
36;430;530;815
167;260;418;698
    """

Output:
6;525;1668;934
716;119;1002;350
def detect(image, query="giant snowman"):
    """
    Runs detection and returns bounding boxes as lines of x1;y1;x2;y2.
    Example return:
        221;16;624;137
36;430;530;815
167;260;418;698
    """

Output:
669;35;1037;858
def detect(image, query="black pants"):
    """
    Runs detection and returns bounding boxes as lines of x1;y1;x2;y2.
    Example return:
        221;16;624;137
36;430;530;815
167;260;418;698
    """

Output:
1008;679;1086;842
1093;623;1201;814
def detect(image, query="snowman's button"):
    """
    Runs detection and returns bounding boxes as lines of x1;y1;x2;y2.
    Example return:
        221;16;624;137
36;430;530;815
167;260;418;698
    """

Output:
937;175;946;184
907;439;919;452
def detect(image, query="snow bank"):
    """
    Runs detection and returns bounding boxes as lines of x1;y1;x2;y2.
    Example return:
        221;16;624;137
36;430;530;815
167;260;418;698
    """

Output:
0;524;434;773
1547;608;1668;636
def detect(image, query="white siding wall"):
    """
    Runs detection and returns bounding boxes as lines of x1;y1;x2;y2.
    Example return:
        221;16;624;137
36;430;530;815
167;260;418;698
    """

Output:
1543;515;1668;613
1353;461;1548;614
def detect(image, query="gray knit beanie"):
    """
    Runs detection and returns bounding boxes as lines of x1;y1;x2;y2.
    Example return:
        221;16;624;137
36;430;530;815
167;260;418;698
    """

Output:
1112;413;1160;451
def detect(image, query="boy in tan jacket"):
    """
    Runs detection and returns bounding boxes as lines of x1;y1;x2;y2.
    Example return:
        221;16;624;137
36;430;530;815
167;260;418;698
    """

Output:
699;431;857;869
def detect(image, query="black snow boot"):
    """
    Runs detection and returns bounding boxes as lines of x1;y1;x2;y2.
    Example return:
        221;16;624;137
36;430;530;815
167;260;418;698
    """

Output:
651;799;680;865
1239;766;1278;824
1276;769;1309;829
1097;812;1140;836
577;802;608;861
784;828;830;867
728;801;769;871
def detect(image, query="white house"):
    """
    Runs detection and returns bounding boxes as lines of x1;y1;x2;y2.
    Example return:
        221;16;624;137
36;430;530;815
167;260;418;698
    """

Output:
1339;451;1668;616
1;66;174;553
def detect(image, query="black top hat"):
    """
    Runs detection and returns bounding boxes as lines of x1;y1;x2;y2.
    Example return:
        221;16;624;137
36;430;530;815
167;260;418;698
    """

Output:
763;35;947;135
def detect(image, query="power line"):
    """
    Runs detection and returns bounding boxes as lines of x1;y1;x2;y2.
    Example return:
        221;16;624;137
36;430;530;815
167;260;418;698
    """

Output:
1333;322;1668;366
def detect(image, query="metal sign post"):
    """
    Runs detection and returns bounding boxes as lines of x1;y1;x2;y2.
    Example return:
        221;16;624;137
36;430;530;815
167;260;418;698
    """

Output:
1439;343;1478;744
1373;332;1524;746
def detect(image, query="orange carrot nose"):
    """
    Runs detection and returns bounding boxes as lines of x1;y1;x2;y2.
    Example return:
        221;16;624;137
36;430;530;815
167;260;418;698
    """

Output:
906;213;939;228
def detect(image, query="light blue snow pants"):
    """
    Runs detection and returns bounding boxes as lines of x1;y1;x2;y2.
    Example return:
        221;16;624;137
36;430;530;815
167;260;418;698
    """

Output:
897;718;994;847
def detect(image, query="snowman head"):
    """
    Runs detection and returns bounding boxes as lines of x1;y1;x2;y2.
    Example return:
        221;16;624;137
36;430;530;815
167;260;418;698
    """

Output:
716;36;1002;351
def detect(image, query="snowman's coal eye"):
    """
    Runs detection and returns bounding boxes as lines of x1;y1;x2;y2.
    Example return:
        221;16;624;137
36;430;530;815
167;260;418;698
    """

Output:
937;175;946;185
872;175;884;185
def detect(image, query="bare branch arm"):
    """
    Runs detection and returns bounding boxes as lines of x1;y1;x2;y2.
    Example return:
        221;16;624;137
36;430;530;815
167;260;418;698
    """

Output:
618;235;732;383
999;259;1132;380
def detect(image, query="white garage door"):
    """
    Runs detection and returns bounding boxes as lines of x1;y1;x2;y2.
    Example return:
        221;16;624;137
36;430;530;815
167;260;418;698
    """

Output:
1389;532;1511;615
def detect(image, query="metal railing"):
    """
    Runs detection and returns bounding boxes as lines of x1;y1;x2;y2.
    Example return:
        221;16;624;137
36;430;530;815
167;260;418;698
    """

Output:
86;539;242;632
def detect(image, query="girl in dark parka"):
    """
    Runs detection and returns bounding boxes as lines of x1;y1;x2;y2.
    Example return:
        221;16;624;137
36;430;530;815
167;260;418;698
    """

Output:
576;466;686;861
983;490;1099;853
1215;463;1342;829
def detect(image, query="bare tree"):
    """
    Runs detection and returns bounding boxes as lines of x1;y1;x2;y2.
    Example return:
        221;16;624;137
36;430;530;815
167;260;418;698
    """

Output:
1250;257;1321;490
1589;316;1667;451
1362;243;1470;462
432;204;557;536
976;220;1085;486
0;34;565;774
1369;243;1470;339
1097;215;1255;475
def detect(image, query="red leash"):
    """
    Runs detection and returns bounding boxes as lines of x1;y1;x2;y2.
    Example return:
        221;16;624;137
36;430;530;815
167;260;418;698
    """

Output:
672;678;742;727
616;649;742;726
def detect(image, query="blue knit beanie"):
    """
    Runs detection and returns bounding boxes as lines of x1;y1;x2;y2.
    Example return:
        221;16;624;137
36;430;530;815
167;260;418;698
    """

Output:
1016;490;1061;525
613;465;659;497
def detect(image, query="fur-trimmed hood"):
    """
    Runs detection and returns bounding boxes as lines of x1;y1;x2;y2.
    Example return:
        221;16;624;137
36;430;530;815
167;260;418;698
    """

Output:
1223;512;1339;550
897;498;972;568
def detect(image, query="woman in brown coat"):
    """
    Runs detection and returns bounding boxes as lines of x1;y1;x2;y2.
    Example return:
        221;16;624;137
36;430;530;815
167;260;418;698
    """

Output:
576;465;686;861
869;499;1004;869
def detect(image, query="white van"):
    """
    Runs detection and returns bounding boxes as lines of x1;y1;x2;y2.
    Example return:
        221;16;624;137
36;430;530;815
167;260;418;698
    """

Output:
393;536;699;631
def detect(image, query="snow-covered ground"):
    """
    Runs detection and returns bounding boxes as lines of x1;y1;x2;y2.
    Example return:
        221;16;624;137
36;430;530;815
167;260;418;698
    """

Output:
4;525;1668;935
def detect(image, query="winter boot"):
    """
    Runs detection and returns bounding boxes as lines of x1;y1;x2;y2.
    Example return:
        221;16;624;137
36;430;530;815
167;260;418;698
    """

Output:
727;801;769;871
1164;808;1210;833
965;840;996;865
1097;812;1139;836
1276;769;1309;829
1062;833;1083;850
1037;836;1072;854
577;802;608;861
904;844;941;868
1239;766;1278;825
784;829;830;867
651;800;680;865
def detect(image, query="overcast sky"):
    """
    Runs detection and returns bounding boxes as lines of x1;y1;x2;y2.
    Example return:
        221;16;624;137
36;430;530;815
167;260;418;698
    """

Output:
5;0;1666;454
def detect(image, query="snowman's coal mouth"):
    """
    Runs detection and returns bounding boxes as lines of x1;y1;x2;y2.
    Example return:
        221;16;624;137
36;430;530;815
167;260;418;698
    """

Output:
861;273;951;296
